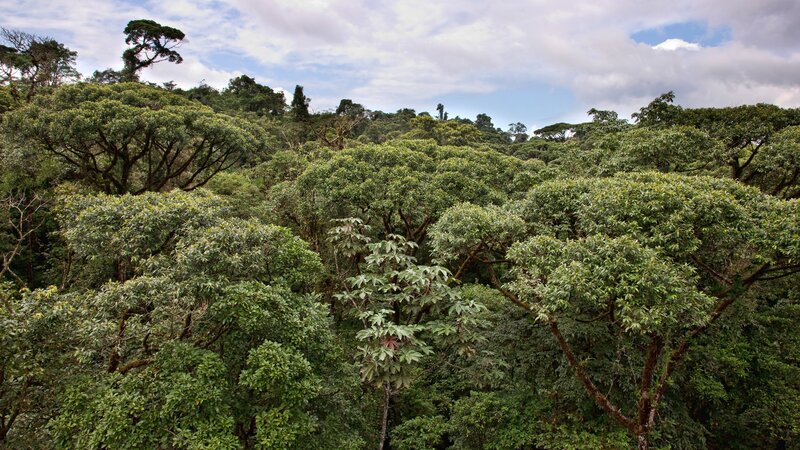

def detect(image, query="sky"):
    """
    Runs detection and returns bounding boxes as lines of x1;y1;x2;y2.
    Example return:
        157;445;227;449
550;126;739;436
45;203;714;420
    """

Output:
3;0;800;130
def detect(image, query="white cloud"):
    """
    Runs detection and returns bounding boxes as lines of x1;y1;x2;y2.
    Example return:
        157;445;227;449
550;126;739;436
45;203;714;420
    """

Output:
653;38;701;51
145;58;242;89
3;0;800;125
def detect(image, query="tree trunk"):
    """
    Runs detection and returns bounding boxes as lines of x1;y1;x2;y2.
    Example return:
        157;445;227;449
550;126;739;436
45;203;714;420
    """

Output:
378;384;391;450
637;430;650;450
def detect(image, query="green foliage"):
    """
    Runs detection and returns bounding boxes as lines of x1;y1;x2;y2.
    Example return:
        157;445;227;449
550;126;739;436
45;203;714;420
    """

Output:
290;85;310;122
167;218;322;288
222;75;286;116
745;124;800;198
430;202;525;265
448;391;537;449
253;407;315;450
447;391;632;450
5;82;264;193
38;190;363;449
289;140;547;245
334;230;491;449
517;173;786;264
204;171;267;220
685;281;800;448
592;125;719;175
680;103;800;180
631;91;682;126
0;85;15;113
355;308;434;388
404;115;484;145
339;235;448;388
534;122;575;141
56;189;222;284
391;415;447;450
3;30;800;447
51;343;240;450
508;234;713;333
0;131;71;193
585;108;630;134
359;108;417;143
0;284;82;446
431;171;800;447
508;122;529;143
240;340;321;405
682;103;800;151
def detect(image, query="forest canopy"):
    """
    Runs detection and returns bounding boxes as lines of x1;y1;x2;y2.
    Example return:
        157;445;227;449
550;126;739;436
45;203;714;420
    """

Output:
1;22;800;450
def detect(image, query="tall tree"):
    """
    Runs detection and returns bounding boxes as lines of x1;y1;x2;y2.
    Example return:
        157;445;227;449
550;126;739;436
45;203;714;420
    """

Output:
744;125;800;198
121;19;185;81
284;140;547;248
508;122;529;142
335;98;364;116
291;85;310;122
436;103;445;121
474;113;493;131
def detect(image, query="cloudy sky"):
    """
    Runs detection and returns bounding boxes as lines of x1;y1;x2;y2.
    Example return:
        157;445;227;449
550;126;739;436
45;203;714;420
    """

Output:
3;0;800;129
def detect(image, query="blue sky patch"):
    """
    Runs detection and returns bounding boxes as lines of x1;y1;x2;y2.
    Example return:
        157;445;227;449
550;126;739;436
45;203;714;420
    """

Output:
433;83;577;130
631;21;732;47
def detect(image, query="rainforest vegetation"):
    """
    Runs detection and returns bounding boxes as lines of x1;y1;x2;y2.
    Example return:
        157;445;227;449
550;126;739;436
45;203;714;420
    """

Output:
1;21;799;450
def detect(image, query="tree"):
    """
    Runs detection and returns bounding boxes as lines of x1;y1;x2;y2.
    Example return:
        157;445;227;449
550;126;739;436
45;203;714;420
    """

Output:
183;82;222;108
46;190;364;449
590;126;718;175
471;113;511;144
683;275;800;447
0;28;79;102
5;83;262;194
533;122;575;142
744;125;800;198
336;98;364;116
358;109;417;144
631;91;683;127
121;19;185;81
314;113;369;150
680;104;800;181
0;192;48;286
222;75;285;116
474;113;493;131
436;103;446;121
506;234;713;449
88;67;125;84
404;116;484;146
56;189;224;285
312;100;369;150
291;85;310;122
431;172;800;449
508;122;529;142
587;108;623;125
331;224;487;450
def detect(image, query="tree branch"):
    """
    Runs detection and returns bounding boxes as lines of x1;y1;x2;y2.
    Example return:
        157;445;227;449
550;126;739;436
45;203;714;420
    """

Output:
484;262;530;311
549;319;636;433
